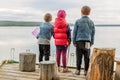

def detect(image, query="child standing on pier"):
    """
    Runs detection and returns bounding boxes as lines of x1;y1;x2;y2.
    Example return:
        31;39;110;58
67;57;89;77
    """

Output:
54;10;71;72
37;13;53;62
73;6;95;75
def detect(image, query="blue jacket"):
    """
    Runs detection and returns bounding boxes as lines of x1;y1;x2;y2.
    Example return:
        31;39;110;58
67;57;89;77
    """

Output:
73;16;95;45
37;22;53;40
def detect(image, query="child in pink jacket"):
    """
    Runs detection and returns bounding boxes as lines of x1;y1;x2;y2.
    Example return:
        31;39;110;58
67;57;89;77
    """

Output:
54;10;71;72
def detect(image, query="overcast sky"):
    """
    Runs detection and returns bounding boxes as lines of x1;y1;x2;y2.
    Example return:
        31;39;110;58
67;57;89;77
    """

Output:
0;0;120;24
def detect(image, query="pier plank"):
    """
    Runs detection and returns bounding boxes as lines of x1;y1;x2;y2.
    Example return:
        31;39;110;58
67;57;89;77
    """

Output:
0;63;85;80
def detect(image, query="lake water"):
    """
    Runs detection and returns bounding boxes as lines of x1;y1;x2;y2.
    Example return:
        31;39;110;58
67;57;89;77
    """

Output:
0;26;120;67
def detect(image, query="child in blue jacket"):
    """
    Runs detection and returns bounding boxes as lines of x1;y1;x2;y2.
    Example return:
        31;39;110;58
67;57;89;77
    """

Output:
73;6;95;76
37;13;53;62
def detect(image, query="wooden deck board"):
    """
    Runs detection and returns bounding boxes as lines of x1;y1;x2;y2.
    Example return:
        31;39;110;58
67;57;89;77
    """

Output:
0;63;85;80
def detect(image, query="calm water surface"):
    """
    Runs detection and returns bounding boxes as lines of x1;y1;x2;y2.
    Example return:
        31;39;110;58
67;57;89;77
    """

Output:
0;26;120;66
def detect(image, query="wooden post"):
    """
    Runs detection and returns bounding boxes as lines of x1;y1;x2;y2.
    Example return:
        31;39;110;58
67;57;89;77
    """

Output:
114;58;120;80
86;48;115;80
39;61;59;80
19;53;36;72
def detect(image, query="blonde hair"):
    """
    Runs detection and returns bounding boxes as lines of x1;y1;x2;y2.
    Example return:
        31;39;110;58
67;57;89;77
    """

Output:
44;13;52;22
81;6;91;15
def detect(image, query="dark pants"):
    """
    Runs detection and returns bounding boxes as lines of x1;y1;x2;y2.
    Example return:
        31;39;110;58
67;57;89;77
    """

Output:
76;41;90;71
39;44;50;62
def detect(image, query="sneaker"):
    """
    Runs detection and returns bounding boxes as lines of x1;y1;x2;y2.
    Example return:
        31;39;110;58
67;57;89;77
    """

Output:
84;71;87;76
75;70;80;75
58;67;61;72
62;68;71;73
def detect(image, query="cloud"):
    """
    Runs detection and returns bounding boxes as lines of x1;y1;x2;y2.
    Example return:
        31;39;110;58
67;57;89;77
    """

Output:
30;0;79;10
0;0;34;8
0;8;43;21
0;0;120;24
0;0;41;21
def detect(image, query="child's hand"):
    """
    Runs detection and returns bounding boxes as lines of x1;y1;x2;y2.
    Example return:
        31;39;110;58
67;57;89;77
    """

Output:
36;36;39;39
74;44;76;47
68;39;71;45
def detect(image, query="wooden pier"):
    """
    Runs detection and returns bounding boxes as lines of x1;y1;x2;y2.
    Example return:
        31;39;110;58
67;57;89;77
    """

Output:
0;63;85;80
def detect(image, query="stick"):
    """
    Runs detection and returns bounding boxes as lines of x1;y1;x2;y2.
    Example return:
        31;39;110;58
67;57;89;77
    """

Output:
66;45;70;67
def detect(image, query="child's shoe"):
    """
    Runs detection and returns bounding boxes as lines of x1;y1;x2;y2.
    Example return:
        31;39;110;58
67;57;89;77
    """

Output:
84;71;87;76
75;70;80;75
62;68;71;73
58;67;61;72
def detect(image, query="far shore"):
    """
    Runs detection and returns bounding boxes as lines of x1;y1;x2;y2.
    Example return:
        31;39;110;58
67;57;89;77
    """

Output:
0;21;120;27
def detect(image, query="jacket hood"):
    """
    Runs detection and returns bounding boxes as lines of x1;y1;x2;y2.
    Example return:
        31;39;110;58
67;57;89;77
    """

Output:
57;10;66;18
54;18;67;29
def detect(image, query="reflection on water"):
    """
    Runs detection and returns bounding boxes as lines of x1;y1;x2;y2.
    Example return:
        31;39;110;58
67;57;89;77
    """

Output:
0;26;120;66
